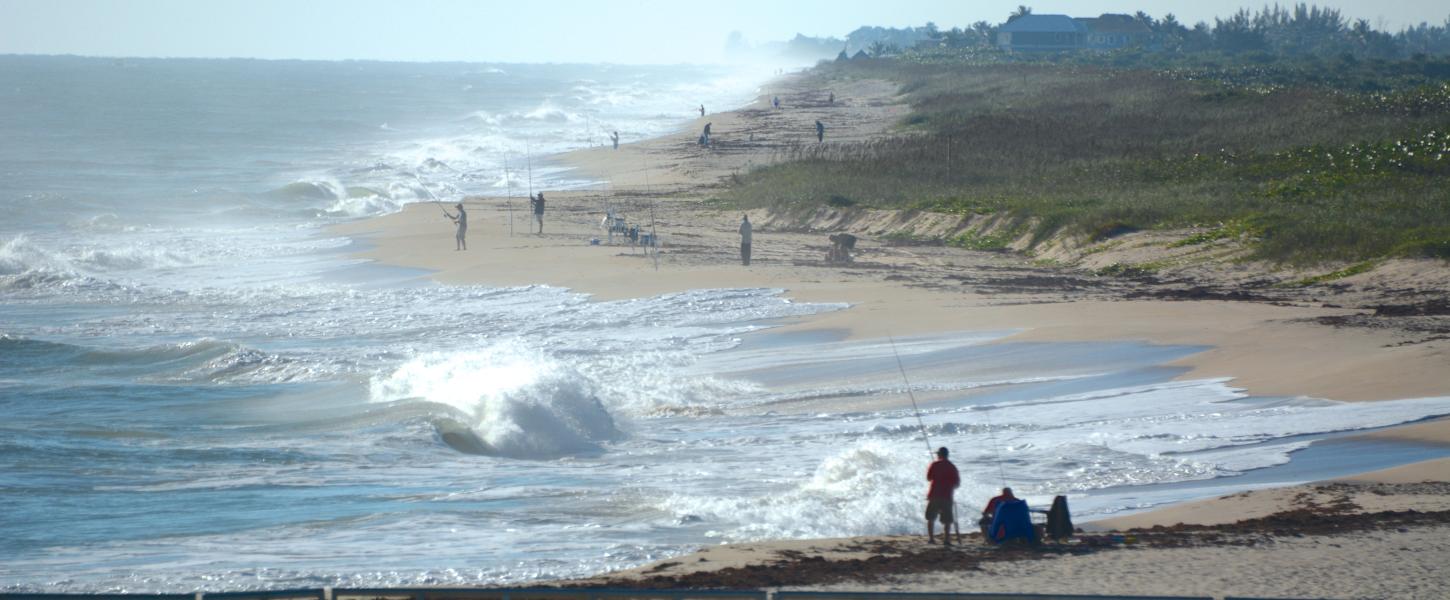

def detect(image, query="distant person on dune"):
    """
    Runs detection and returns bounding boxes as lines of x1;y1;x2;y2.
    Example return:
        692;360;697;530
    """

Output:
772;95;780;109
926;446;960;546
443;203;467;251
816;120;825;143
828;91;834;105
738;214;752;266
531;192;546;235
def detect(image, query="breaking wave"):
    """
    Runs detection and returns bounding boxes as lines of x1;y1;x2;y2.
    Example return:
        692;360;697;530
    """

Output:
369;347;622;459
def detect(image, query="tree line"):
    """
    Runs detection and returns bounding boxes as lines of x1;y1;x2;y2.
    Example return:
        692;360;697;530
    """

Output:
786;3;1450;60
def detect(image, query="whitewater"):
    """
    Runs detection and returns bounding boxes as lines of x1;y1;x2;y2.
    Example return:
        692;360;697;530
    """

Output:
2;55;1449;593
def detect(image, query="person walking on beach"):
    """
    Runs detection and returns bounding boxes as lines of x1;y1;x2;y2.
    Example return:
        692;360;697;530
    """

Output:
699;104;705;117
531;192;546;235
443;202;468;251
815;120;825;143
926;446;960;546
772;95;780;109
738;214;752;266
702;122;712;147
610;130;619;150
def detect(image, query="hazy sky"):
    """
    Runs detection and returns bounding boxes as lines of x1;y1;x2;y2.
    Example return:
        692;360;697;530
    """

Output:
2;0;1447;64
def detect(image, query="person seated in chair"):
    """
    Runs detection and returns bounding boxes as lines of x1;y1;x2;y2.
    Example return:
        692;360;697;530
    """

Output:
979;487;1016;538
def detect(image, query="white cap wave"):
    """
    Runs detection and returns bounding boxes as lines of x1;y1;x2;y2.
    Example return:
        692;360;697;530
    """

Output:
369;346;621;459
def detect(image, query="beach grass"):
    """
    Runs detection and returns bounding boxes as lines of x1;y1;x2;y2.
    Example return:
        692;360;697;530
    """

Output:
722;57;1450;264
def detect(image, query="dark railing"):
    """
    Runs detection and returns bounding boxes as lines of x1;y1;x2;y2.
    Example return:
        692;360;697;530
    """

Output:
1;588;1295;600
777;593;1211;600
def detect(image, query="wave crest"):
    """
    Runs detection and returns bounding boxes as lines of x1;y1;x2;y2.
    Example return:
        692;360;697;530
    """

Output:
370;348;622;459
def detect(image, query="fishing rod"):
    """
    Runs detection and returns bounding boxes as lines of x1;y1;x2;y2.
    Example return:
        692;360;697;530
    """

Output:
979;383;1009;489
525;138;535;200
641;158;659;271
889;334;962;544
413;173;451;217
503;154;515;237
889;334;933;456
525;138;537;235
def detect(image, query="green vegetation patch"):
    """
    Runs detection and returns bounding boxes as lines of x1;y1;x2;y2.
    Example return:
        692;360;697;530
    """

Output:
1170;218;1263;248
721;56;1450;265
949;227;1023;251
1291;260;1380;286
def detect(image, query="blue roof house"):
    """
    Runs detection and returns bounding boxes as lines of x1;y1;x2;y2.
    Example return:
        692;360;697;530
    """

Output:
996;14;1088;51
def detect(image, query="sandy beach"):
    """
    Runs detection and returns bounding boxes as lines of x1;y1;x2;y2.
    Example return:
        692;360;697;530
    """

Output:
334;69;1450;598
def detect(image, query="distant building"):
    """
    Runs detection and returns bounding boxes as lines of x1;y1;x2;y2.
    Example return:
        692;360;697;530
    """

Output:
1078;14;1154;49
997;13;1154;52
996;15;1087;51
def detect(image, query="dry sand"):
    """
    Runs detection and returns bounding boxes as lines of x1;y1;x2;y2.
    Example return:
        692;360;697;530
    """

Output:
334;69;1450;597
575;477;1450;600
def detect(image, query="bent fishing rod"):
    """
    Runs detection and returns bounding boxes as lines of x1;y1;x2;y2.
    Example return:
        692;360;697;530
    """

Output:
413;174;451;217
890;334;962;543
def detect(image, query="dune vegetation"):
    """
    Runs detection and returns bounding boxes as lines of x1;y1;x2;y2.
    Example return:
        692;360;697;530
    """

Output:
723;51;1450;264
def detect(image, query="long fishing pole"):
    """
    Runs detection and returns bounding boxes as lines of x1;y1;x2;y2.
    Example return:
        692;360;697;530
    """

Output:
889;334;933;456
525;138;537;235
503;154;515;237
890;334;962;544
413;173;450;217
979;385;1009;489
641;158;659;271
525;138;535;199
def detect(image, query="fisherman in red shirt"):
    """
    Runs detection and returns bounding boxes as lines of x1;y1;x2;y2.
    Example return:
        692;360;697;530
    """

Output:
926;446;960;546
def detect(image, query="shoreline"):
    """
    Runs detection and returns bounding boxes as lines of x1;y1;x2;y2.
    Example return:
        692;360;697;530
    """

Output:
332;67;1450;592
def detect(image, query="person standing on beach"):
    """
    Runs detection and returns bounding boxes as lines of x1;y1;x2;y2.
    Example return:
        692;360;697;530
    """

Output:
828;91;834;105
699;104;705;117
816;120;825;143
738;214;752;266
443;202;467;251
531;192;546;235
772;95;780;109
703;122;712;146
610;131;619;150
926;446;960;546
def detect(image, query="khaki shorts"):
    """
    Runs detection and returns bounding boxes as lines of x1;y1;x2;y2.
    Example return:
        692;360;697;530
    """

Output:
925;498;954;525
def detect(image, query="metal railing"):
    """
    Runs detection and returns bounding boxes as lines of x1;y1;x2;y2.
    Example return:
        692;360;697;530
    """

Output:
0;589;765;600
1;587;1302;600
777;592;1211;600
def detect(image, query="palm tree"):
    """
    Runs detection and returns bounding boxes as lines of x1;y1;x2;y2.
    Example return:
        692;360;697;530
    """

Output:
1008;5;1032;23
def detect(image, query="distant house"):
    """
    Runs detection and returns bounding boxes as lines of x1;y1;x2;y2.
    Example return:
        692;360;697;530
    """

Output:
997;13;1154;52
996;15;1087;51
1078;14;1154;49
852;49;871;60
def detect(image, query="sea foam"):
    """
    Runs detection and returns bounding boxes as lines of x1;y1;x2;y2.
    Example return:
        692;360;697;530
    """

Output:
369;347;621;459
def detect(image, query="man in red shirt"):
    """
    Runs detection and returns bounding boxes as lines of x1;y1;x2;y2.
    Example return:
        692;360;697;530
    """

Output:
925;446;960;545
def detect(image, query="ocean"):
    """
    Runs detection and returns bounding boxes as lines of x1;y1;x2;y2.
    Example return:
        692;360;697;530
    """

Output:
2;55;1449;593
